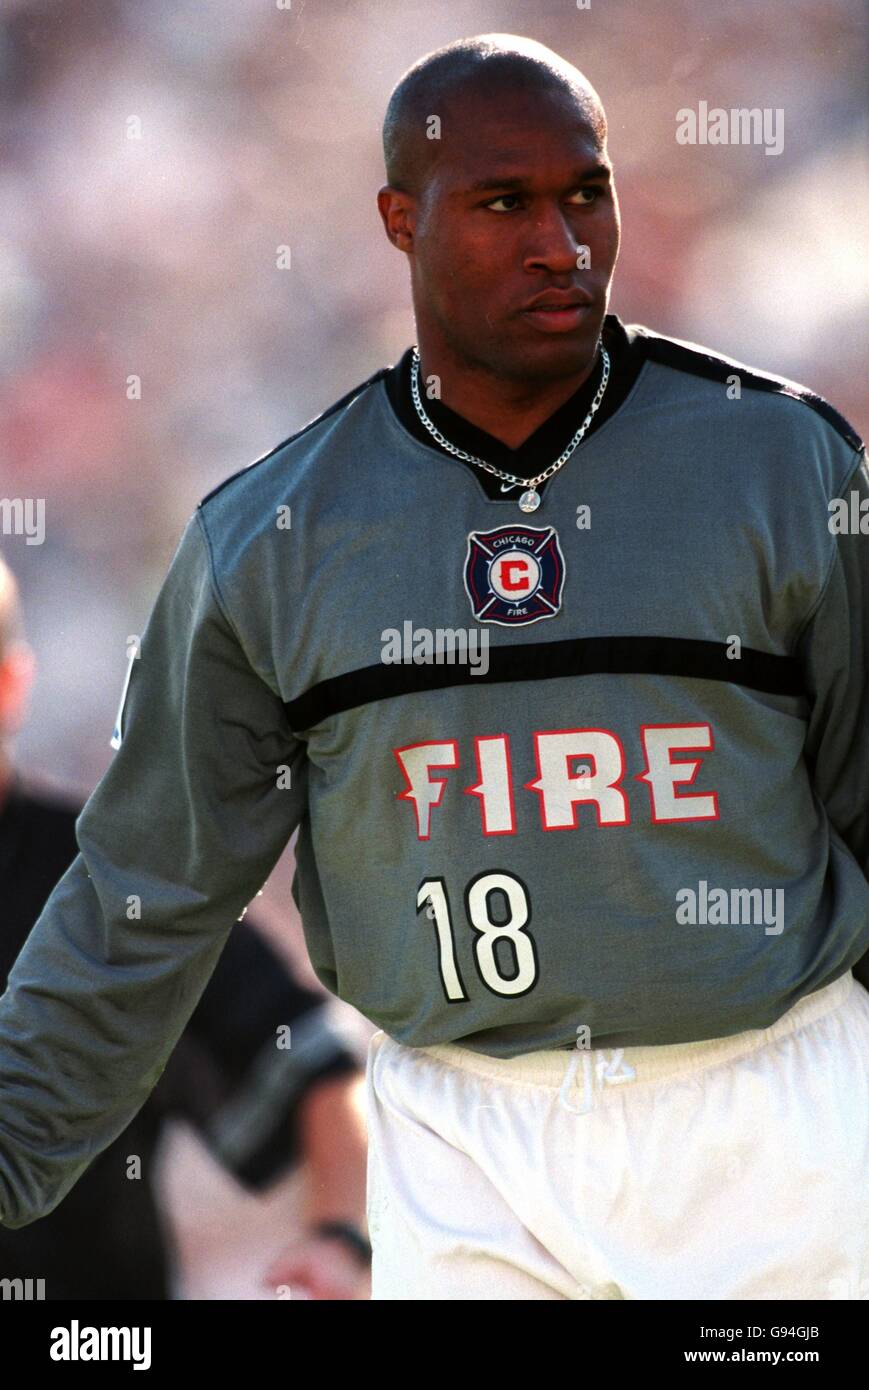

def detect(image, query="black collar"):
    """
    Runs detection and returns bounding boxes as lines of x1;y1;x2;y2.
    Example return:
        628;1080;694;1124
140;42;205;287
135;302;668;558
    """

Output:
382;312;647;498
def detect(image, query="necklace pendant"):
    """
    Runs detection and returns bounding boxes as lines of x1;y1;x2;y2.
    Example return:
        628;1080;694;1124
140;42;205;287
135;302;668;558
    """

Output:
518;488;541;513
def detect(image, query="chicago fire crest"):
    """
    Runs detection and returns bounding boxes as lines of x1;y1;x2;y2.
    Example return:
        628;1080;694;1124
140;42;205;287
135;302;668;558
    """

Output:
464;524;565;627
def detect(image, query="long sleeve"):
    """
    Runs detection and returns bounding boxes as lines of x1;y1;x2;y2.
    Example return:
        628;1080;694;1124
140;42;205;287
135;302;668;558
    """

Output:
796;447;869;989
0;511;307;1227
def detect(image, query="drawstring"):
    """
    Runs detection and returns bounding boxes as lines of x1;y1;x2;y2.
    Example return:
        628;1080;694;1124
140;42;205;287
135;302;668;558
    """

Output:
558;1047;637;1115
559;1050;593;1115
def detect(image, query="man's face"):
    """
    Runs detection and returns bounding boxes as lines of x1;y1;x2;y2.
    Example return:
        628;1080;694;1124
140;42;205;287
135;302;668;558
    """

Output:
406;84;620;382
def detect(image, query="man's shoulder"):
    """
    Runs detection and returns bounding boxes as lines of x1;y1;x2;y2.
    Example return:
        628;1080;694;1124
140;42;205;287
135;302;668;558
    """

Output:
628;321;864;457
197;363;392;514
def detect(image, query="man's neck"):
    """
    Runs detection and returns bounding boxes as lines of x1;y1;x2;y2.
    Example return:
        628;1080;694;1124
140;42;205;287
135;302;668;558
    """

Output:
415;344;601;451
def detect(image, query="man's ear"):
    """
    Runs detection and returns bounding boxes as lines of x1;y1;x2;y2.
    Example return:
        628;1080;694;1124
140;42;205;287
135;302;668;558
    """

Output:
0;642;36;737
376;185;416;253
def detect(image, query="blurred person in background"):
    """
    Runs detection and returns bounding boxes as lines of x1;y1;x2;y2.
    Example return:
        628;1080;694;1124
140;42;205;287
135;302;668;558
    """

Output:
0;551;371;1300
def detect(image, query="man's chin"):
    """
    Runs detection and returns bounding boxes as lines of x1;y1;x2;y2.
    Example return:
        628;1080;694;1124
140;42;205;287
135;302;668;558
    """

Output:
500;322;603;382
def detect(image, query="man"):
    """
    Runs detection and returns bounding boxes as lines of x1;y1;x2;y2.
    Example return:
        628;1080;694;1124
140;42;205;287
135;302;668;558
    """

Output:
0;33;867;1300
0;556;370;1299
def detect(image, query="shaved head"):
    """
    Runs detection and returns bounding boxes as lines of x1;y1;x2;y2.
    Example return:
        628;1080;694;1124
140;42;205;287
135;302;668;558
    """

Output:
383;33;607;200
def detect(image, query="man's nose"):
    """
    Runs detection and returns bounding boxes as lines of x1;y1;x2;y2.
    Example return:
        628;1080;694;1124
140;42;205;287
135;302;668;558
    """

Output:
523;206;585;274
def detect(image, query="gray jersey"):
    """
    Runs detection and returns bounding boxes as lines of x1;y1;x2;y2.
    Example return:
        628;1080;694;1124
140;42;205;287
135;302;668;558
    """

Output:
0;323;867;1226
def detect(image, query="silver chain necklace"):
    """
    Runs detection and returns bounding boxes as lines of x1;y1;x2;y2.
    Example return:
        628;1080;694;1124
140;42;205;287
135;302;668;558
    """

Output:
410;343;610;513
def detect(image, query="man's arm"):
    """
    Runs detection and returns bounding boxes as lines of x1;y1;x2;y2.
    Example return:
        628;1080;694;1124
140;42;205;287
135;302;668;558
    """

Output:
0;511;307;1227
796;447;869;988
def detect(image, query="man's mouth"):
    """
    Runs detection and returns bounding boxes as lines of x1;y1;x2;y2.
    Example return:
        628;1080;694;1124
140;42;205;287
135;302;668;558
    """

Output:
521;303;590;332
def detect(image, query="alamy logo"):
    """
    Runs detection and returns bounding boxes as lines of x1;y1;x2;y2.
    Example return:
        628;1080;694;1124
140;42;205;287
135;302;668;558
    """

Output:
828;490;869;534
0;497;45;545
50;1320;151;1371
380;622;489;675
676;880;784;935
676;102;784;156
0;1276;45;1299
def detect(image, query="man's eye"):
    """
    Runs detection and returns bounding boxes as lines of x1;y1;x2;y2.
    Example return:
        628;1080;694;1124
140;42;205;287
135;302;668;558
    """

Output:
485;188;603;213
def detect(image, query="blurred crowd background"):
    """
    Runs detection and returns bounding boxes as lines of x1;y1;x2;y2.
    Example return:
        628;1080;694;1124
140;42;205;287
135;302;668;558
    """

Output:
1;0;866;1297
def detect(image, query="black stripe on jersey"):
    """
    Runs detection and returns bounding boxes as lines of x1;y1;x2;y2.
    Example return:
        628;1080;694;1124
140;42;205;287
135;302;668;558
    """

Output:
283;635;802;731
198;366;392;508
633;327;864;452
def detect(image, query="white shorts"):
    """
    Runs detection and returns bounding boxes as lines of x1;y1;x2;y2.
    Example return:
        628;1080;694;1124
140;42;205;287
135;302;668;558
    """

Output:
364;972;869;1300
